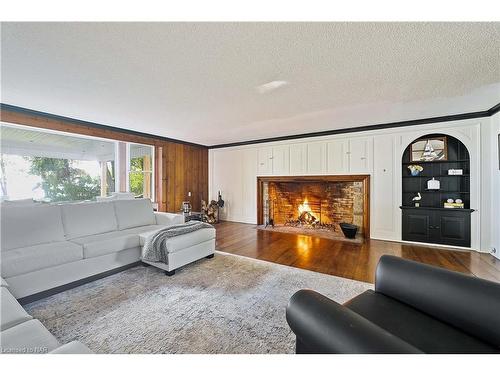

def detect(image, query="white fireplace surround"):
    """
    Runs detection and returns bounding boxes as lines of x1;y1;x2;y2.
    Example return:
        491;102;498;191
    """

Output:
209;116;499;254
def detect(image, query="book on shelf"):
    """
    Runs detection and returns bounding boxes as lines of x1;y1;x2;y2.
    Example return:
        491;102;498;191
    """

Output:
443;202;465;209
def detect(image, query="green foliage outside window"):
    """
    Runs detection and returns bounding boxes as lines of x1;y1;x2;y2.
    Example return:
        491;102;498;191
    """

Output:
27;157;101;202
129;157;144;197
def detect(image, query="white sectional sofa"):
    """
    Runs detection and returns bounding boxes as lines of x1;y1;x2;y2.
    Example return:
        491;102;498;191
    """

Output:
1;276;92;353
1;199;216;302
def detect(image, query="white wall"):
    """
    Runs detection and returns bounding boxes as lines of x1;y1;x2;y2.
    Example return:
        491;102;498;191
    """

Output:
209;117;497;253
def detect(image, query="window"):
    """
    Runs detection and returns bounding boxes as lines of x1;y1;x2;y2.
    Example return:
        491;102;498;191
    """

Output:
128;143;154;200
0;123;154;203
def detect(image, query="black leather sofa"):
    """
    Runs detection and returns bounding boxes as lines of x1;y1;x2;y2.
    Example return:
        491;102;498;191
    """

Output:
286;255;500;353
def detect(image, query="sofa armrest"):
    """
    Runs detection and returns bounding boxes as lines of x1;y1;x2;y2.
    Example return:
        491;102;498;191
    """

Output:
286;289;422;354
375;255;500;348
49;341;93;354
154;212;184;226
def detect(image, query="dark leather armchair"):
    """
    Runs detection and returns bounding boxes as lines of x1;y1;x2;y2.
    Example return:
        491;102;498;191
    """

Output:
286;255;500;354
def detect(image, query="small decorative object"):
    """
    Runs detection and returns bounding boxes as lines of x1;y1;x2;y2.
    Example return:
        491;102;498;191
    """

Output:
411;136;447;162
217;191;225;208
339;223;358;239
182;201;192;215
427;177;440;190
447;198;454;203
407;164;423;176
412;192;422;207
444;201;465;209
448;169;463;175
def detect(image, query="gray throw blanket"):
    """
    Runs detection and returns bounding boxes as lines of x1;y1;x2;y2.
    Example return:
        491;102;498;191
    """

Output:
142;221;213;263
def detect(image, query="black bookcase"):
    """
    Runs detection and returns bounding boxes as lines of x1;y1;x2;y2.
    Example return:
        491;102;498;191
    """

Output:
401;134;473;247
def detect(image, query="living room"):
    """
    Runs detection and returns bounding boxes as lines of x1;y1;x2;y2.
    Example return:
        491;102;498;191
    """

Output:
1;1;500;374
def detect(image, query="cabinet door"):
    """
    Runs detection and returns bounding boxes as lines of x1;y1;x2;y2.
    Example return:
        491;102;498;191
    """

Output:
257;147;273;175
326;139;349;174
272;145;290;175
372;136;395;237
289;144;307;175
349;137;373;173
307;142;327;174
402;210;431;243
436;211;471;247
242;148;258;222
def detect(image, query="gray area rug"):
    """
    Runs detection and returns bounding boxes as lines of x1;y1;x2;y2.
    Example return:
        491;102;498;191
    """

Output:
24;252;371;354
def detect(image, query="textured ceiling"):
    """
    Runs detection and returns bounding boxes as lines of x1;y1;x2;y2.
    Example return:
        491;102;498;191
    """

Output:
1;22;499;146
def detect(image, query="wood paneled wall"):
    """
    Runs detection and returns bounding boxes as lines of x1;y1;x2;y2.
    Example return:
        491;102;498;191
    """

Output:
0;108;208;213
162;143;208;213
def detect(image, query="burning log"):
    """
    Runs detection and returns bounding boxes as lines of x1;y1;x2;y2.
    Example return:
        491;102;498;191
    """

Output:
298;211;318;225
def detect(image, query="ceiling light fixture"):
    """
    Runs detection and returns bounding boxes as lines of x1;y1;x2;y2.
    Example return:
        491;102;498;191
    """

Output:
256;80;289;94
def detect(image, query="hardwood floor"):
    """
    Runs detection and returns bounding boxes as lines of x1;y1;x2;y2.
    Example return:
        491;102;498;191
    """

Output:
214;221;500;284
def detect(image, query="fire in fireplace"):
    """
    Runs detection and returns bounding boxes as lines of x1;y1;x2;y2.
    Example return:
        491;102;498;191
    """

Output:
297;199;318;225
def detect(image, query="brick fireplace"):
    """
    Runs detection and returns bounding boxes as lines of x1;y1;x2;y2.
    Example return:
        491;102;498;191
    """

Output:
257;175;370;239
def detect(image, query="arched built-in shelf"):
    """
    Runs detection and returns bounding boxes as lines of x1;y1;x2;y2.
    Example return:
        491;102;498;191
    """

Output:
400;134;473;248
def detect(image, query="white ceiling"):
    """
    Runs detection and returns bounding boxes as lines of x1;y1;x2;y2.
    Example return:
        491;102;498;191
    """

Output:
1;22;499;146
0;124;115;160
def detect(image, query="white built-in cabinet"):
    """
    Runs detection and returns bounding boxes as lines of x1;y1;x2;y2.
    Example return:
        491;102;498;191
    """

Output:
257;147;273;175
326;137;373;174
256;137;373;177
289;144;308;175
326;139;349;174
271;145;290;175
371;136;396;240
307;142;327;174
348;137;373;173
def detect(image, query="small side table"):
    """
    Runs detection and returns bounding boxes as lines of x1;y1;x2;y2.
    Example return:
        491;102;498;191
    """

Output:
181;211;203;222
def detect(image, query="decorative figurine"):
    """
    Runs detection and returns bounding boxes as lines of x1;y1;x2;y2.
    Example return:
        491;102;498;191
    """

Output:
427;177;440;190
412;192;422;207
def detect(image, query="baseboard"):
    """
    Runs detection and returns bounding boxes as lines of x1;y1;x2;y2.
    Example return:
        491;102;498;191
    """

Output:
18;261;142;305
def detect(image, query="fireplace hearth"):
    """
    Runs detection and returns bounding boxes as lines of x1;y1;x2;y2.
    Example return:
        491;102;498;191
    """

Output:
257;175;370;240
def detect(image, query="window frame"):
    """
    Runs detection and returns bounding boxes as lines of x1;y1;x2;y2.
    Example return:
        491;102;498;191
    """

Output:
126;142;155;201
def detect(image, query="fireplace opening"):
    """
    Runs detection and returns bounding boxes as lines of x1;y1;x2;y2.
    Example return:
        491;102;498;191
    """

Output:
258;176;370;242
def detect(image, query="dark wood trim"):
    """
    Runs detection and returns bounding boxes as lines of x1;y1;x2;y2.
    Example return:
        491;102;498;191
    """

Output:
18;262;142;305
256;175;370;239
210;103;500;149
0;103;207;148
3;102;499;149
489;102;500;116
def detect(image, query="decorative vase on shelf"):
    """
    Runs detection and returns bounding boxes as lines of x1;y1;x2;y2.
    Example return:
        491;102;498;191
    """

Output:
408;164;423;176
427;177;440;190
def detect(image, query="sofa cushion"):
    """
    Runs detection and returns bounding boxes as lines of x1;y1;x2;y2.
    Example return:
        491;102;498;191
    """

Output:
1;205;65;250
70;231;141;259
345;290;499;354
1;241;84;278
61;201;118;239
0;319;60;354
1;288;32;331
113;199;156;230
49;341;93;354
